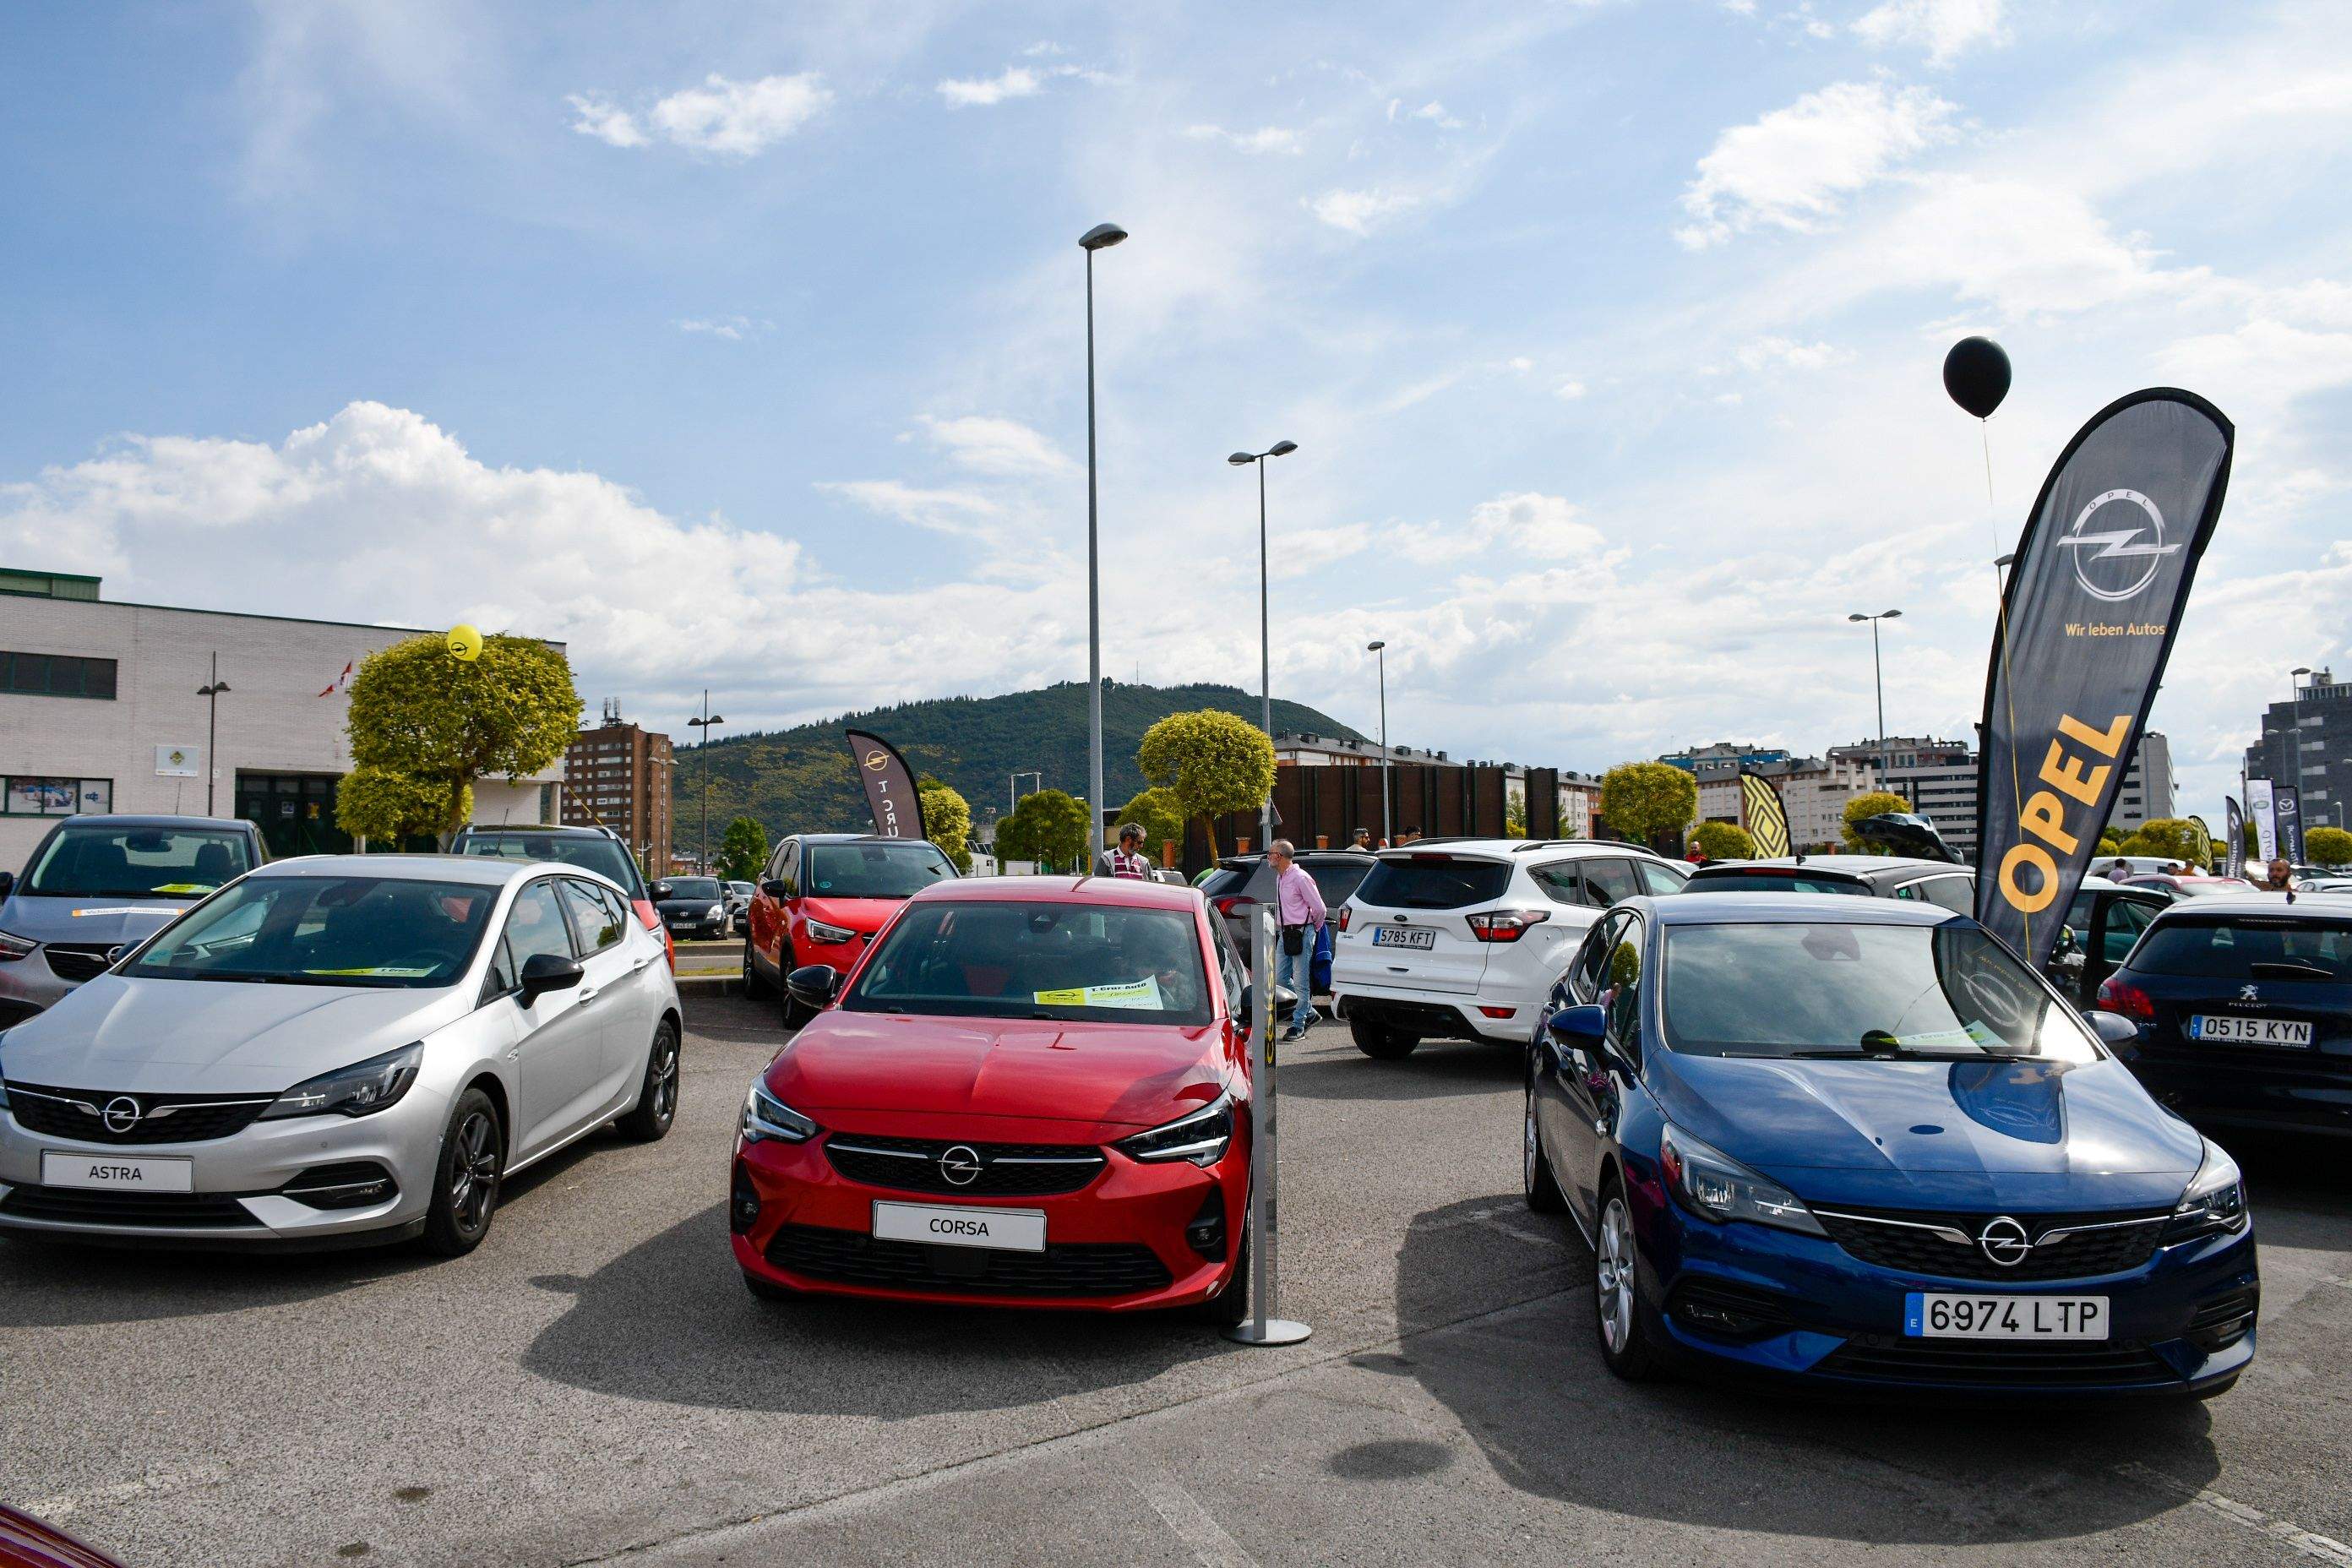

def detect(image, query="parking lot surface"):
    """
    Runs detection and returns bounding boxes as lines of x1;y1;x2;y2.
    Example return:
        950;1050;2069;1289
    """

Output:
3;994;2349;1567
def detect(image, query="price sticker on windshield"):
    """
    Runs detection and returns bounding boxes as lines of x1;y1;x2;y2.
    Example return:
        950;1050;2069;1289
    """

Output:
1032;977;1164;1010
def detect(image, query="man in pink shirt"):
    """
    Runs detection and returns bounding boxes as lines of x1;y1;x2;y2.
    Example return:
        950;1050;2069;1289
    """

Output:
1269;839;1326;1041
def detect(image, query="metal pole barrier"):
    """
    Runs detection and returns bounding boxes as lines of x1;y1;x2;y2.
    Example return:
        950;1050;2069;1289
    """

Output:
1227;897;1309;1345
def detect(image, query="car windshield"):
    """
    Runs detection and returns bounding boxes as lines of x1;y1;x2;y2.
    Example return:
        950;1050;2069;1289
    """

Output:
843;901;1212;1025
1686;868;1870;896
458;832;643;897
1354;857;1511;910
804;841;956;899
1661;920;2095;1062
666;877;721;900
22;825;256;899
2128;917;2352;982
122;875;496;988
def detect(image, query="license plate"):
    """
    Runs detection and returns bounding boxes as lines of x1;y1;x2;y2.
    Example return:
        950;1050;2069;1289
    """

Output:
1904;1293;2109;1340
1372;927;1436;950
40;1152;194;1193
2190;1014;2311;1046
872;1200;1045;1253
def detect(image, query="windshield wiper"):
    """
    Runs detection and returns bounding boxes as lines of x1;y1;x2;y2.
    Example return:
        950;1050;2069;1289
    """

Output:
2248;961;2337;982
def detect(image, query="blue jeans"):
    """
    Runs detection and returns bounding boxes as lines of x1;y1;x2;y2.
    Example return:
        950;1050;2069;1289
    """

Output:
1276;939;1313;1035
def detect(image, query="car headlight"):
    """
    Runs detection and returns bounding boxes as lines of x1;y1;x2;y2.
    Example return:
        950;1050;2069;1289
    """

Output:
741;1081;819;1144
259;1043;423;1120
705;904;723;919
1659;1122;1825;1235
0;928;34;962
804;918;857;945
2164;1141;2249;1244
1114;1093;1233;1167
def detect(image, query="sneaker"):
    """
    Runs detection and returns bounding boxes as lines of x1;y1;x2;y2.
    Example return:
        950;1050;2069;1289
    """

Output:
1279;1027;1307;1043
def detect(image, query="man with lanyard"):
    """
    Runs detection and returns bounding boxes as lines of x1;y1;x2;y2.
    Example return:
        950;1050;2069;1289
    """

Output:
1095;822;1153;880
1268;839;1327;1042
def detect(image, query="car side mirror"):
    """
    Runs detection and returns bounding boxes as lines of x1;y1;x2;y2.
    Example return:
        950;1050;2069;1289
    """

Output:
519;951;585;1005
0;869;12;899
1546;1004;1607;1050
2083;1010;2140;1048
786;963;841;1010
650;881;674;901
761;880;787;899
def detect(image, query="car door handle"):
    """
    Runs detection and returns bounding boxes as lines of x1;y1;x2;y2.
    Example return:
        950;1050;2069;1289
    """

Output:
577;987;600;1005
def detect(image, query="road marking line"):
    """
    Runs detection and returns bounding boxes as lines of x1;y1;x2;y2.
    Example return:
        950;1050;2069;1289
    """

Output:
1132;1477;1258;1568
2113;1462;2352;1565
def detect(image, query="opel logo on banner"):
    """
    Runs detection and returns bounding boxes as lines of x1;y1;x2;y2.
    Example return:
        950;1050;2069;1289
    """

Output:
1978;1215;2033;1267
864;750;890;770
102;1096;144;1134
939;1145;983;1186
2056;488;2183;603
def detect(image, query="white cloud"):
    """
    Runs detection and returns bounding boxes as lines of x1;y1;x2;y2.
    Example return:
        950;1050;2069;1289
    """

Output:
1388;99;1465;130
1733;336;1853;371
565;94;645;149
569;74;831;157
1677;80;1958;248
1183;123;1304;155
1308;186;1426;237
1853;0;2009;66
1380;492;1612;567
675;316;770;341
938;66;1045;107
1554;378;1588;400
814;480;1004;540
913;415;1075;477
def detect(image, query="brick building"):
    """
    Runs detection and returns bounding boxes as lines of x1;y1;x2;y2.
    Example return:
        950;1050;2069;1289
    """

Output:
561;701;672;877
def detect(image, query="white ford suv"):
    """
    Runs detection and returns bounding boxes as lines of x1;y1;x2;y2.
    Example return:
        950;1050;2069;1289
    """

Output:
1331;839;1688;1059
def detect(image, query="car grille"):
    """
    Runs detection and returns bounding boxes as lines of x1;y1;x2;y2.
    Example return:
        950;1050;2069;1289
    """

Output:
41;944;115;983
765;1223;1172;1297
1814;1206;2168;1282
4;1083;275;1146
823;1135;1106;1196
1815;1335;2180;1389
0;1184;262;1228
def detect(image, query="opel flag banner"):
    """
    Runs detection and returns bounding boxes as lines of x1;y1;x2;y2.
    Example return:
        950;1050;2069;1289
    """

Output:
842;729;927;841
2224;796;2246;881
1975;389;2233;967
2247;778;2277;863
2187;815;2213;870
1739;769;1792;858
2276;784;2305;863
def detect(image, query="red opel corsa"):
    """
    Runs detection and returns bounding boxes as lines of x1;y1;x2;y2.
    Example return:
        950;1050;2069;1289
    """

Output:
731;876;1257;1322
743;835;959;1026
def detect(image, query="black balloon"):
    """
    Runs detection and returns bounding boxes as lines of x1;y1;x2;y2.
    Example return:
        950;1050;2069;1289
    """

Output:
1943;336;2011;419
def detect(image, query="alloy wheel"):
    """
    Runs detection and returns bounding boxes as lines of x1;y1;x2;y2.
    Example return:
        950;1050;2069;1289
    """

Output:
1597;1196;1636;1355
1522;1093;1539;1197
650;1035;679;1123
448;1109;499;1234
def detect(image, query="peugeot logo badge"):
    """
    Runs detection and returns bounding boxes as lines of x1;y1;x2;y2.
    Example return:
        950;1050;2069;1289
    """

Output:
2240;984;2261;1003
1978;1215;2033;1267
101;1096;143;1135
939;1145;983;1186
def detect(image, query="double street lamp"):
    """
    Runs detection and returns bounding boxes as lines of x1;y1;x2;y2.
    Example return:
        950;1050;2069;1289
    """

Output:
1848;609;1903;787
688;691;724;875
1080;220;1127;868
196;652;231;816
1229;440;1298;851
1366;640;1391;844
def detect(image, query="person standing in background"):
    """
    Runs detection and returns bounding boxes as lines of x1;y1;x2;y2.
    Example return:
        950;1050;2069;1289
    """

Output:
1267;839;1326;1042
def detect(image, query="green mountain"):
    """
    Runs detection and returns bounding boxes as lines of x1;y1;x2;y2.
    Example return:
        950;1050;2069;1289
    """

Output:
667;680;1361;847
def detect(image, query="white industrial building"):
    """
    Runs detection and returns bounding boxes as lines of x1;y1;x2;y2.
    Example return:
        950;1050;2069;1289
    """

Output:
0;567;564;868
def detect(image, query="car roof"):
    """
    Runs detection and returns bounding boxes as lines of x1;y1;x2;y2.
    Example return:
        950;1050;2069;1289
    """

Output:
795;833;943;847
1215;850;1373;867
40;814;252;831
913;875;1201;911
250;853;568;887
455;823;612;837
1644;890;1959;927
1701;854;1953;875
2151;892;2352;920
1374;838;1666;862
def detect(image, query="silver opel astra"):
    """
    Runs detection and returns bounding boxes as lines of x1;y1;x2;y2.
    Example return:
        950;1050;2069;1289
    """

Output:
0;854;681;1255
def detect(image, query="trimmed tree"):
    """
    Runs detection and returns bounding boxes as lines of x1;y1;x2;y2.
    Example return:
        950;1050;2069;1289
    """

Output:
337;765;464;846
1840;791;1915;850
343;632;580;841
1692;820;1756;862
919;779;974;874
2117;817;2209;869
996;788;1091;872
1115;786;1187;865
1598;762;1698;850
716;816;770;882
1137;710;1277;861
2306;825;2352;867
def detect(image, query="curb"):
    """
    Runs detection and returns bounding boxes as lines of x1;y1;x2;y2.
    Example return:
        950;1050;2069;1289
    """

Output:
675;973;741;997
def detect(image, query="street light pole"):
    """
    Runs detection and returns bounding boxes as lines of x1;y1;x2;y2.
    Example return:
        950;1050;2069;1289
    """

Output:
2292;667;2314;830
688;691;725;875
1373;643;1391;841
1848;609;1903;790
196;652;231;816
1080;221;1127;874
1229;441;1298;852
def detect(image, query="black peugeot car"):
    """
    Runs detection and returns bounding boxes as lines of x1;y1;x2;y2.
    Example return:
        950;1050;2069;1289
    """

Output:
2093;894;2352;1141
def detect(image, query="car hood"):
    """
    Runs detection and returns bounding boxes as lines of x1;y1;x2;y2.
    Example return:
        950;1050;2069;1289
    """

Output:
797;896;904;934
1648;1053;2204;1211
768;1013;1227;1135
0;894;194;949
655;897;724;914
0;974;463;1093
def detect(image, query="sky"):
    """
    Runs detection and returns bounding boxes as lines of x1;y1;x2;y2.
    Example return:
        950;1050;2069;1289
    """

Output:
2;0;2348;819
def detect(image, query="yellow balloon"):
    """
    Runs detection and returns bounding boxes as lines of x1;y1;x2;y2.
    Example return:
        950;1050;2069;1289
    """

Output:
446;623;484;662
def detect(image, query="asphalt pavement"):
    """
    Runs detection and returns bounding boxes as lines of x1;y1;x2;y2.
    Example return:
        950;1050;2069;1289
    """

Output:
3;993;2349;1567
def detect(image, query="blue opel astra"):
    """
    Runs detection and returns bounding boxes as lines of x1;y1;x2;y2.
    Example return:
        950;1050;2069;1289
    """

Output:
1525;894;2257;1397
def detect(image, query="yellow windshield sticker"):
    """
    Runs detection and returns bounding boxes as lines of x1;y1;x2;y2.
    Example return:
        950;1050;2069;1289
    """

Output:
304;966;436;978
150;883;215;895
1032;977;1164;1010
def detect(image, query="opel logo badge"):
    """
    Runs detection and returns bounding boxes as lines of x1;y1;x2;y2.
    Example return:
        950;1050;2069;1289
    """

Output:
939;1145;983;1186
2056;488;2181;604
1978;1215;2033;1267
101;1096;143;1134
864;750;890;770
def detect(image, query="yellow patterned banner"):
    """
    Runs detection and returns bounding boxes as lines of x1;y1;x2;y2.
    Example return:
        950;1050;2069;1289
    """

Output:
1740;770;1792;858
